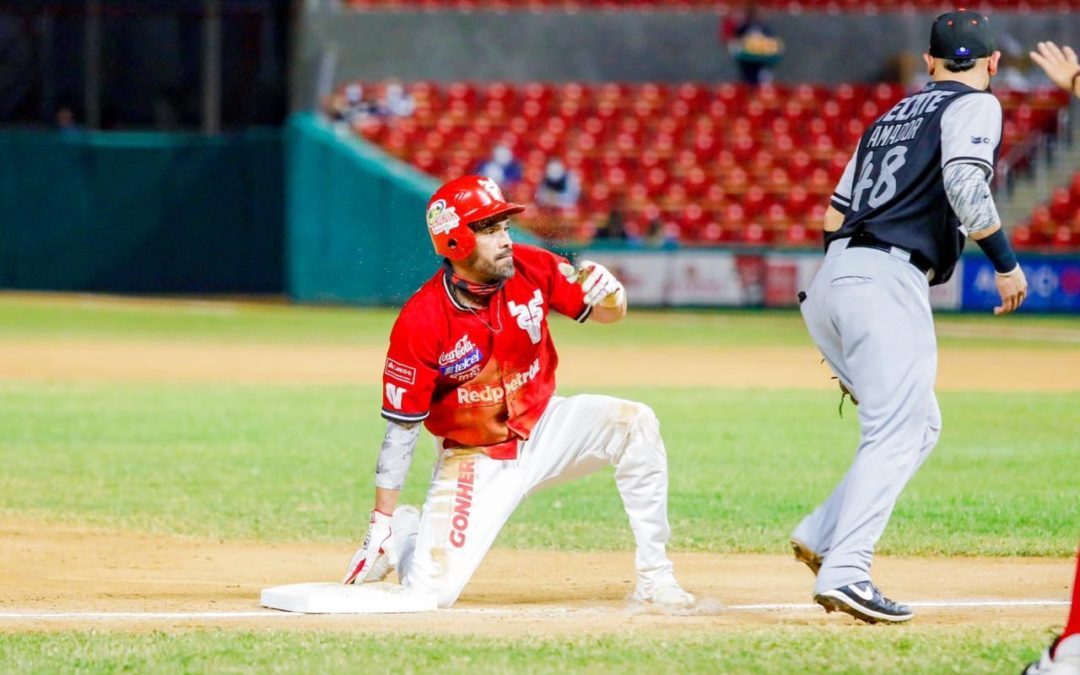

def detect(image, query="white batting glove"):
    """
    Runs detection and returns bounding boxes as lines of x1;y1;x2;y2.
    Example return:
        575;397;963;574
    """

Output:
559;260;625;308
343;509;396;585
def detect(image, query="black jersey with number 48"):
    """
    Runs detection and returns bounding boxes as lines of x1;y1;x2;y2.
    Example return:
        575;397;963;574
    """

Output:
826;80;1003;285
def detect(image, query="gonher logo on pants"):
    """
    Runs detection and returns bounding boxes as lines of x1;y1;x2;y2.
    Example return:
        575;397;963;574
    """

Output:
449;458;475;548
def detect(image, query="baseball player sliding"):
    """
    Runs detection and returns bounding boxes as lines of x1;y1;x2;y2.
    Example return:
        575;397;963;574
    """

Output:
790;10;1028;624
342;175;694;609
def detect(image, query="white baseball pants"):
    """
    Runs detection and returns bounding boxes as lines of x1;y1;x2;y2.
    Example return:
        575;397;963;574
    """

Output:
394;394;677;608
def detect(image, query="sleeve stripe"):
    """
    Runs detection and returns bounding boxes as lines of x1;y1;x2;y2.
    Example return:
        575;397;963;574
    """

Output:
829;197;850;214
575;305;593;323
831;193;851;206
944;156;994;178
381;409;429;423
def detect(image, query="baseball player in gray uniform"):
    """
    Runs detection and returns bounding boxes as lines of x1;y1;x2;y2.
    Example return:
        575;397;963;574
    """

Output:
789;10;1029;624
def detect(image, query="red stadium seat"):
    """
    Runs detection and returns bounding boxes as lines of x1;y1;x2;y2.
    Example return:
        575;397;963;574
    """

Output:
341;78;1072;247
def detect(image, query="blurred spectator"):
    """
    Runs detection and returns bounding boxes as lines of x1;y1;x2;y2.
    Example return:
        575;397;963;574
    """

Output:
55;106;81;134
536;159;581;210
721;3;784;85
997;34;1034;91
594;193;630;241
376;82;416;118
644;217;680;250
329;83;376;125
476;144;524;192
151;91;182;130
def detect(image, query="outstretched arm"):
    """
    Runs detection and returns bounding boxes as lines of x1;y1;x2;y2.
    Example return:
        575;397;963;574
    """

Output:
1030;41;1080;98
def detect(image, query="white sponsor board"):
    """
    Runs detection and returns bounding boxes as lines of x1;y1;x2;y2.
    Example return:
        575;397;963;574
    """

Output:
668;252;762;306
583;249;963;310
583;252;669;305
929;259;962;310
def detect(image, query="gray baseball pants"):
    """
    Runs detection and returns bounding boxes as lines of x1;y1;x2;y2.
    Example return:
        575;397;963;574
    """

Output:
792;237;942;595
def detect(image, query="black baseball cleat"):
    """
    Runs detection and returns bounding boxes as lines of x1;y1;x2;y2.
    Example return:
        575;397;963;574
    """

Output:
814;581;914;624
790;538;822;576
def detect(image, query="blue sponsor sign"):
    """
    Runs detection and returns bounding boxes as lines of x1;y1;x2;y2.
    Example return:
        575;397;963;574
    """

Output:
961;256;1080;312
439;348;483;377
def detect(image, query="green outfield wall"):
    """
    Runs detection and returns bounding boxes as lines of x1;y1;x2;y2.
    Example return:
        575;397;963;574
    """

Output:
285;113;440;305
0;129;283;293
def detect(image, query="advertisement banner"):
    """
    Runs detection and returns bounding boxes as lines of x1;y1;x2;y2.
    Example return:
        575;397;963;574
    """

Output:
962;256;1080;312
584;252;669;306
764;254;822;308
929;259;963;311
668;252;764;306
581;248;1076;312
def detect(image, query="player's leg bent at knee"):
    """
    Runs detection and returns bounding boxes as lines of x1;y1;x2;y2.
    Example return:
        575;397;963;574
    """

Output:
523;395;681;593
400;449;525;608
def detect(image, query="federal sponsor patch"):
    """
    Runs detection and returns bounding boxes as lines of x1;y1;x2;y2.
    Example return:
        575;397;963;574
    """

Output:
384;358;417;385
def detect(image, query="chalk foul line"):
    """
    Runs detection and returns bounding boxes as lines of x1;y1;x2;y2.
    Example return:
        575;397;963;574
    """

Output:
0;599;1068;620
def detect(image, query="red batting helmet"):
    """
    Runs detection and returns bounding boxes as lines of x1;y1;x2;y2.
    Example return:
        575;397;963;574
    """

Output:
426;175;525;260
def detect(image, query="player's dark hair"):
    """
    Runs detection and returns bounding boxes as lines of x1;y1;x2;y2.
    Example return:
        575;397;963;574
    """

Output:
943;58;977;72
469;215;509;233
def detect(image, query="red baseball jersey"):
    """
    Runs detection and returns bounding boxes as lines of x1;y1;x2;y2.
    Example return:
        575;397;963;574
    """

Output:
381;244;591;457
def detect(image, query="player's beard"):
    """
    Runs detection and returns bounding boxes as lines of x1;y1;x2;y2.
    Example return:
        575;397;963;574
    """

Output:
473;251;515;283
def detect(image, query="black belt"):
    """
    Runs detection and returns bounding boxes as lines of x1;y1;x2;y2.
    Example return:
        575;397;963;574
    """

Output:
846;234;935;279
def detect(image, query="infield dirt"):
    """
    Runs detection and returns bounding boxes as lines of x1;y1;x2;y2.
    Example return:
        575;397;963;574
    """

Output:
0;517;1073;634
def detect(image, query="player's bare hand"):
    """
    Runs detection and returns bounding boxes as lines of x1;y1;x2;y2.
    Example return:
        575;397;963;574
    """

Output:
1029;41;1080;93
343;509;395;584
993;265;1028;315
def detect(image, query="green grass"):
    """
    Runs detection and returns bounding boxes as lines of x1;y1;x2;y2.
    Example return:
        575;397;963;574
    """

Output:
2;296;1079;350
0;627;1058;674
2;382;1076;555
1;298;1075;672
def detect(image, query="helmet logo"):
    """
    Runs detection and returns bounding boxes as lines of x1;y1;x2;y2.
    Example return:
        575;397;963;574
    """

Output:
427;199;461;235
477;177;504;202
